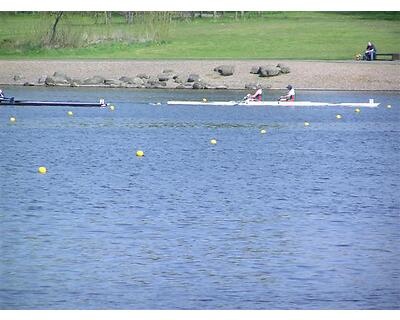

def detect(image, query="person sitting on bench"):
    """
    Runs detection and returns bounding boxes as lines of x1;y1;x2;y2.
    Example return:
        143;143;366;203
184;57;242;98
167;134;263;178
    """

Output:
363;42;377;61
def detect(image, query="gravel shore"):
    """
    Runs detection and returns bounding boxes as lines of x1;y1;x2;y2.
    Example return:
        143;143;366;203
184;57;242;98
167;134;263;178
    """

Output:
0;59;399;90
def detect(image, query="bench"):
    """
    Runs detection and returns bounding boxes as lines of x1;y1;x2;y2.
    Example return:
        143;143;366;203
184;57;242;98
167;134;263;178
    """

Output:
375;53;400;61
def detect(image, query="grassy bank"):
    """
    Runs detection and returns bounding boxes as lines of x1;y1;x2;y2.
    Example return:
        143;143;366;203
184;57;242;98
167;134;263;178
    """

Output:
0;12;399;60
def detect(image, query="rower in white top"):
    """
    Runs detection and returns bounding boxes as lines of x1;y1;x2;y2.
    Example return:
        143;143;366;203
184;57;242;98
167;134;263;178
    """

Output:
280;85;295;102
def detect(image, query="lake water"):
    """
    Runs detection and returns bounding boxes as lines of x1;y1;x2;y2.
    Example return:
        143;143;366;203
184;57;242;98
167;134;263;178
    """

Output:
0;86;399;309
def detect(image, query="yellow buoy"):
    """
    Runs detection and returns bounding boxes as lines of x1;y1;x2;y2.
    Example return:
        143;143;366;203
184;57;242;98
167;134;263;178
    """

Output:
136;150;144;157
210;139;217;145
9;116;16;123
355;108;361;113
387;105;392;109
304;122;310;127
202;98;207;102
38;166;47;174
67;111;73;116
260;129;267;134
109;105;115;111
336;114;342;119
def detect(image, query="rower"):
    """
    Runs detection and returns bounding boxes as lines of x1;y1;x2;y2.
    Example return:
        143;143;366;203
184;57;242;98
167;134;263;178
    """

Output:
0;89;14;102
248;85;263;101
280;85;295;101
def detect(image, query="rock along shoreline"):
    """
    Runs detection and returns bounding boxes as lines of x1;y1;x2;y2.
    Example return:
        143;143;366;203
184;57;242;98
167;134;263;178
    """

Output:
0;59;399;91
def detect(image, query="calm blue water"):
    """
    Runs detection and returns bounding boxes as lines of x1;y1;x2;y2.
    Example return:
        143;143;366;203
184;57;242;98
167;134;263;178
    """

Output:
0;86;399;309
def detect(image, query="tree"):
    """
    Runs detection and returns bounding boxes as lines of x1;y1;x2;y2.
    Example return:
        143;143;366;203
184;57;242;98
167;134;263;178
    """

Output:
104;11;112;25
126;11;134;24
50;11;64;44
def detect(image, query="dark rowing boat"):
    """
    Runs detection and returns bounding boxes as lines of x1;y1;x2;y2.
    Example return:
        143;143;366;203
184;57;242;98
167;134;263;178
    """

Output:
0;98;108;107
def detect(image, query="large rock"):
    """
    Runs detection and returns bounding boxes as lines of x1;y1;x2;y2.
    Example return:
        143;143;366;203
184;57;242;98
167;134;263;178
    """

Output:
192;81;207;89
146;77;166;88
119;82;131;88
83;75;105;85
104;79;123;86
44;76;56;86
250;66;260;74
48;72;73;85
45;75;70;86
71;78;82;85
137;73;150;79
132;77;144;86
259;65;281;77
277;63;290;74
119;76;144;86
119;76;133;83
146;83;166;89
146;77;160;86
53;72;71;82
245;83;259;90
158;74;170;82
214;65;235;76
70;81;80;87
184;82;195;88
173;75;184;84
187;74;200;82
38;75;47;84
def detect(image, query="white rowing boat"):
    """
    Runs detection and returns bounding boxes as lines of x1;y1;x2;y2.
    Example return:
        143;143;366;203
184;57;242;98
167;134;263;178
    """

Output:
167;99;380;108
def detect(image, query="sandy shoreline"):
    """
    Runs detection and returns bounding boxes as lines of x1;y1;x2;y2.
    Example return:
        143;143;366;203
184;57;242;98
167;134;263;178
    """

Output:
0;59;399;91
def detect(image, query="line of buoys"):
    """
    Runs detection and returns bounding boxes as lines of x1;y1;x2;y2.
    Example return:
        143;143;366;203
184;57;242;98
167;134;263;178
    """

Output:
9;98;394;174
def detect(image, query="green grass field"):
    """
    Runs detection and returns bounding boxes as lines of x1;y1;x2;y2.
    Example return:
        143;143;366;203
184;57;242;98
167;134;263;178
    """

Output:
0;12;399;60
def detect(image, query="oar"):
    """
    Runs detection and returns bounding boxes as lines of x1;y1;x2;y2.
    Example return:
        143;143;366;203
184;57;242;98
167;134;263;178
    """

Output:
278;96;288;103
233;95;249;106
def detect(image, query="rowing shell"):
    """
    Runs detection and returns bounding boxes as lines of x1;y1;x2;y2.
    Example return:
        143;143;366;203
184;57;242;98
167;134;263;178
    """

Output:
167;99;380;108
0;99;108;107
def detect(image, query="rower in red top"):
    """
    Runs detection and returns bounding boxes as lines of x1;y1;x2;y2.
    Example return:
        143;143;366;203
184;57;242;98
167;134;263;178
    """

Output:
248;85;263;101
280;85;295;101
